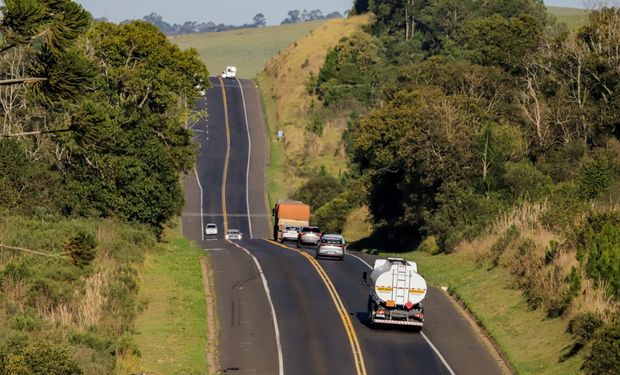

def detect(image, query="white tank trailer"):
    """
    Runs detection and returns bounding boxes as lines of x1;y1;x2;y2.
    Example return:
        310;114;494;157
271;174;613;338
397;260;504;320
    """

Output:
363;257;427;329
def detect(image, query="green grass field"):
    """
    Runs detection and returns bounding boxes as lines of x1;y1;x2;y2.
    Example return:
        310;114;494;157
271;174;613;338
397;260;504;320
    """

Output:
170;21;326;79
382;251;583;375
132;227;209;374
548;6;587;29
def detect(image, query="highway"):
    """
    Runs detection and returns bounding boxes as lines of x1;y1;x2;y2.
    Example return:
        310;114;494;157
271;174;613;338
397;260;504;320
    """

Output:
181;77;509;374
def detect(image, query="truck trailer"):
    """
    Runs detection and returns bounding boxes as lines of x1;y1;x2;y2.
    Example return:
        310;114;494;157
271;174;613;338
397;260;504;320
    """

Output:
363;257;427;329
272;200;310;241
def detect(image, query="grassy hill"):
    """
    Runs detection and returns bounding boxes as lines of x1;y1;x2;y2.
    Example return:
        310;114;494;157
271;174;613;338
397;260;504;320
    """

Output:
170;21;327;79
547;6;587;29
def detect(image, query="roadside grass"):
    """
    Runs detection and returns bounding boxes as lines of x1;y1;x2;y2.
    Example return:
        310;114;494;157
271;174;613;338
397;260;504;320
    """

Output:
132;224;208;375
381;250;583;375
547;6;587;30
170;21;326;79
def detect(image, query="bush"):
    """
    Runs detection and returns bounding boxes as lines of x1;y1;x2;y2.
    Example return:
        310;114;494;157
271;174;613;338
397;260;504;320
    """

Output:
417;235;440;254
579;220;620;298
583;318;620;374
578;155;613;199
424;183;505;252
0;340;83;374
501;161;551;200
569;312;604;347
291;175;344;211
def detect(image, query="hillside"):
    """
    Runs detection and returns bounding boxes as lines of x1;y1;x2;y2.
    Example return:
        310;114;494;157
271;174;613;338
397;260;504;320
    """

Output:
547;6;588;29
255;2;620;374
256;14;372;207
170;21;327;79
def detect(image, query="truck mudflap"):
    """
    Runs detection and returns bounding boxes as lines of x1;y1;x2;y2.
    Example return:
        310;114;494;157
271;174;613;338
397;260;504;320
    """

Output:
371;318;423;327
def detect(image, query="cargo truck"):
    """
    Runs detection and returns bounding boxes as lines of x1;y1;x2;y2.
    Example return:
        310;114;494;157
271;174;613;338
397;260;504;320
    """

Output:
272;200;310;241
363;257;427;329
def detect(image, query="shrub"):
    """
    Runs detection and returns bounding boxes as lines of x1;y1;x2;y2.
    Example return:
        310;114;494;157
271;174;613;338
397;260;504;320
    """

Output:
501;160;551;200
581;221;620;298
11;312;42;332
569;312;604;347
578;155;613;199
583;318;620;374
417;235;440;254
1;340;83;374
291;175;344;211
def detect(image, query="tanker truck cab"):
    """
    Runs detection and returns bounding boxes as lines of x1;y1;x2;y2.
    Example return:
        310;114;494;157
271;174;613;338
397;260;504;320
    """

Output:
364;257;427;329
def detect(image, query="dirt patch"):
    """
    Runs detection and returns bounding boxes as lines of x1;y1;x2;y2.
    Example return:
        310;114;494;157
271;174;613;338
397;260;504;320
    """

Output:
201;256;220;373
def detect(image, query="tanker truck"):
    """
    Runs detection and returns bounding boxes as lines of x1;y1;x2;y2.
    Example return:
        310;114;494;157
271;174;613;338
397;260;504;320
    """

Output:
363;257;427;329
272;200;310;241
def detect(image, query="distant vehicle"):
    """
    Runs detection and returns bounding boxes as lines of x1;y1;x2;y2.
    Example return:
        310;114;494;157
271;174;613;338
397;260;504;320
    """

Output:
281;226;301;242
225;229;243;240
205;223;218;236
272;200;310;241
221;66;237;79
316;234;346;260
297;226;322;247
363;257;427;329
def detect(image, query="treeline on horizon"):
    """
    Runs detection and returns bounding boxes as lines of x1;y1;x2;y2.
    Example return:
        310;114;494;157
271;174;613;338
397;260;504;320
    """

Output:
118;8;344;36
291;0;620;371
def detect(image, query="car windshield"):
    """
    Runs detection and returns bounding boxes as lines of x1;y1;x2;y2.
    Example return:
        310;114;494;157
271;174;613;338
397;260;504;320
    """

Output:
228;230;239;234
285;227;298;231
321;237;343;245
207;224;216;228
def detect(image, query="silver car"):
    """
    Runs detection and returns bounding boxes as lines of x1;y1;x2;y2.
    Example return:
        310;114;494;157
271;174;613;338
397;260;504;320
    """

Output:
316;234;346;260
225;229;243;240
297;226;322;247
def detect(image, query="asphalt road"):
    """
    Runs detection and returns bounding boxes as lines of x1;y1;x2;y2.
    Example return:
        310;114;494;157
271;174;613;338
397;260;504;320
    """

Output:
182;77;509;375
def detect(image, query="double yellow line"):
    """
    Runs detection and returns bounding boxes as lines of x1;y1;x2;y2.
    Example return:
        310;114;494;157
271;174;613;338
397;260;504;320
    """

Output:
264;239;367;375
218;77;231;233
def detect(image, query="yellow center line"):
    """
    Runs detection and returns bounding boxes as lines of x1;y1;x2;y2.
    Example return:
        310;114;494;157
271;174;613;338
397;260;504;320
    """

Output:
219;77;230;233
263;238;367;375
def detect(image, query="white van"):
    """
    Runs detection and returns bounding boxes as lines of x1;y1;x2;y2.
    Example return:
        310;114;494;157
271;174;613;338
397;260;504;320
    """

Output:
221;66;237;79
205;223;218;236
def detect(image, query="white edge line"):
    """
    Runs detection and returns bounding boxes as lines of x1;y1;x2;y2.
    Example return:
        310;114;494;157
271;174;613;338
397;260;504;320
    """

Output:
421;332;456;375
194;167;204;241
230;240;284;375
237;79;253;239
347;252;456;375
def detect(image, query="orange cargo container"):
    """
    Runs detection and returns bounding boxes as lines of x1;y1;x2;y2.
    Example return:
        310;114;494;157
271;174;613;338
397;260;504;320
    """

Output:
273;201;310;240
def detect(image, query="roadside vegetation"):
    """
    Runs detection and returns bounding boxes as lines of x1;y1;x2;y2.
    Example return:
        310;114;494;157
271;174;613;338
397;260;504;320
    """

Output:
129;225;208;374
259;0;617;373
0;1;210;373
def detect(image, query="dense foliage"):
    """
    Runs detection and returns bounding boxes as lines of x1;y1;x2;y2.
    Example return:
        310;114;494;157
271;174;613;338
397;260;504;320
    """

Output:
0;1;209;372
305;1;620;369
0;3;209;232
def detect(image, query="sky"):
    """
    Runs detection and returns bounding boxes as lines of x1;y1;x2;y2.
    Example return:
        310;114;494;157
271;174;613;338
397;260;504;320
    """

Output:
74;1;590;26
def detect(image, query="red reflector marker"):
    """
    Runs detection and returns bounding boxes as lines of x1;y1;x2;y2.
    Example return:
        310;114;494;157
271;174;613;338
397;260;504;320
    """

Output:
405;301;414;310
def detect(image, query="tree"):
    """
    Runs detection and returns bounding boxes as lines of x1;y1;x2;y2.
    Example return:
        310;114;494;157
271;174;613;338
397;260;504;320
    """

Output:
253;13;266;27
281;10;301;25
60;21;210;232
0;0;94;140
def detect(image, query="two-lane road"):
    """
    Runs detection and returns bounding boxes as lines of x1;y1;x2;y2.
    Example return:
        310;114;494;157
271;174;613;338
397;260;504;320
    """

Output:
182;77;509;375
